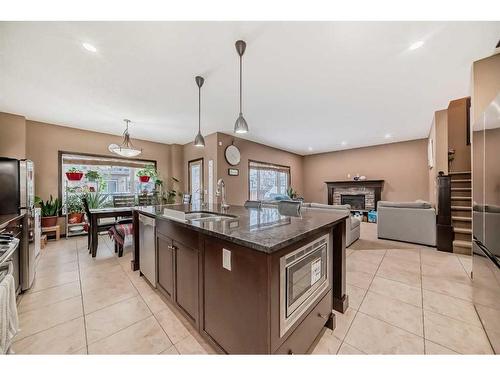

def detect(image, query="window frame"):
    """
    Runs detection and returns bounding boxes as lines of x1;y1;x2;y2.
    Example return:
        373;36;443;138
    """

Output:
57;150;157;210
247;159;291;201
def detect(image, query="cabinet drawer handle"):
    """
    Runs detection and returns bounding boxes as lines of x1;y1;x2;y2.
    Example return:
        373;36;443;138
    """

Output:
167;245;176;251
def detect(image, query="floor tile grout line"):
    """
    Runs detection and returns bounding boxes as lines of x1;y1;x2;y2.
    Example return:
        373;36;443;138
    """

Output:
339;249;386;352
12;316;85;345
115;250;177;349
419;247;426;354
75;237;90;354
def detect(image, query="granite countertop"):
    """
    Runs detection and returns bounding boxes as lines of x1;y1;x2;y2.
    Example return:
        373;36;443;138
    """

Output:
134;203;348;253
0;213;25;231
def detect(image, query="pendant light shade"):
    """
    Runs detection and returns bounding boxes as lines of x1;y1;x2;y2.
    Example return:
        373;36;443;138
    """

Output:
234;40;249;134
108;119;142;157
234;113;249;134
194;75;206;147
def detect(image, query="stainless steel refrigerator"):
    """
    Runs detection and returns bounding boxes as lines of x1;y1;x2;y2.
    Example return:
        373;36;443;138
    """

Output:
472;92;500;354
0;157;38;290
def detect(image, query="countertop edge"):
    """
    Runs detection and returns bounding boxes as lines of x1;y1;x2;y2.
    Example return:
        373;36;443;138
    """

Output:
134;208;347;253
0;213;25;231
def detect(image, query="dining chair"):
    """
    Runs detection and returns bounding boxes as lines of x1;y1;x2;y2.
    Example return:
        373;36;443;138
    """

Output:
113;195;136;207
277;200;302;216
138;194;152;206
244;200;262;208
82;196;117;252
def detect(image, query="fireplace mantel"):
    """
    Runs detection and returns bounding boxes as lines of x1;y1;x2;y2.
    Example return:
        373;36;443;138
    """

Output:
325;180;385;210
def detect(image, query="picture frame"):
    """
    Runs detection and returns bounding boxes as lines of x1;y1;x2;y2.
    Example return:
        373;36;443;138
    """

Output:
228;168;239;176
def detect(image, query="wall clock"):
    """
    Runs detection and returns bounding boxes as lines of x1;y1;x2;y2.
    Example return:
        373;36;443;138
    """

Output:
225;145;241;166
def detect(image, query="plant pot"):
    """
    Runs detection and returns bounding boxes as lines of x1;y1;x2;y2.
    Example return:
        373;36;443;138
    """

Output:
68;212;84;224
66;172;84;181
41;216;58;227
139;176;150;182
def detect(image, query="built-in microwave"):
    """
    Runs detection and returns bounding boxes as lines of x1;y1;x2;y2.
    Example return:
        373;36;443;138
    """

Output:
280;234;330;337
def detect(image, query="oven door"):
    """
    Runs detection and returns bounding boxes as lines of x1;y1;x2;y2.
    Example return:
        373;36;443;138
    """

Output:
280;234;330;337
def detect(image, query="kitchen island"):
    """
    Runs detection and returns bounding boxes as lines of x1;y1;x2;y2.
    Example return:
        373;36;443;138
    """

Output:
132;203;348;354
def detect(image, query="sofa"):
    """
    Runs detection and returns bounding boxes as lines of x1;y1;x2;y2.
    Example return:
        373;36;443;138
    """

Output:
377;200;436;246
302;203;361;247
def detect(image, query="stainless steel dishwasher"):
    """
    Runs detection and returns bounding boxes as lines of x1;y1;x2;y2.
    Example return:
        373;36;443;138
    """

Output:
138;213;156;287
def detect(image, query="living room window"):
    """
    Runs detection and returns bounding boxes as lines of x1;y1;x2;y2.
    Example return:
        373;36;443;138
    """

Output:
58;152;157;207
248;160;290;201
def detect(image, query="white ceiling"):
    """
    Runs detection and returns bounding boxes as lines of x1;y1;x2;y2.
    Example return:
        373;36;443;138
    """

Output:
1;22;499;155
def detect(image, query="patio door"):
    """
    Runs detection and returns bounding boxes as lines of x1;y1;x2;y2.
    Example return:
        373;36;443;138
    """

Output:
188;158;203;204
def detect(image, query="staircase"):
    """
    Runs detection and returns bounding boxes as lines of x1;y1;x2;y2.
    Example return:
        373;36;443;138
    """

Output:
450;171;472;254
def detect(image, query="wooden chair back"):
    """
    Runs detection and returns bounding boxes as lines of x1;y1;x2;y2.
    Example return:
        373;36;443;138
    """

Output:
113;195;136;207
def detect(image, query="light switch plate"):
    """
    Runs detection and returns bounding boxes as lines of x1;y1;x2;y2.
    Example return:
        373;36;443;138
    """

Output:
222;248;231;271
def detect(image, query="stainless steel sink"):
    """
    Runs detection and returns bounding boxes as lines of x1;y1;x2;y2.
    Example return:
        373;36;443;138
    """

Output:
185;211;237;222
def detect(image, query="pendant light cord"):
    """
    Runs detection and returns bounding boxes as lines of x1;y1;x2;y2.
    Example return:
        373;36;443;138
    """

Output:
239;54;242;115
198;84;201;132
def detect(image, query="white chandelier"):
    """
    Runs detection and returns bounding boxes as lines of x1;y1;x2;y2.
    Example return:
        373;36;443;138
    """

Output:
108;119;142;157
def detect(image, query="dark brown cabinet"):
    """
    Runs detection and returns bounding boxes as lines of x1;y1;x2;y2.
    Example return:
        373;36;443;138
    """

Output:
174;241;199;323
157;234;174;299
155;219;200;326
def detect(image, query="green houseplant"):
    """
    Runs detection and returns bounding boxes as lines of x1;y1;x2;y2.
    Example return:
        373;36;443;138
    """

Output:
35;195;62;227
65;194;84;224
85;170;101;182
164;176;182;204
83;192;108;209
137;165;157;183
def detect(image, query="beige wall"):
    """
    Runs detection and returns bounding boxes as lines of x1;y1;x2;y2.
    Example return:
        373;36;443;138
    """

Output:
428;109;448;205
216;133;304;206
302;139;429;204
25;120;178;200
447;98;471;173
0;112;27;159
473;52;500;123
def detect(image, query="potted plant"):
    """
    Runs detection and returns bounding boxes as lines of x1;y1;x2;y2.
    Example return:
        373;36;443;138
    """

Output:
83;192;108;209
164;177;182;204
66;167;84;181
85;170;101;182
35;195;62;227
137;165;156;183
65;194;84;224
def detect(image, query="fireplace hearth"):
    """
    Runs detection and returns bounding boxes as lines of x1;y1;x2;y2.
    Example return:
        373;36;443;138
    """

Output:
341;194;366;210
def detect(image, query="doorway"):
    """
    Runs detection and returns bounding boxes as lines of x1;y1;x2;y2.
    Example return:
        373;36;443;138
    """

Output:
188;158;203;204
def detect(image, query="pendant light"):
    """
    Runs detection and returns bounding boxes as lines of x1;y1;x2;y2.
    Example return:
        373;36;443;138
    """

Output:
234;40;249;134
108;119;142;157
193;75;206;147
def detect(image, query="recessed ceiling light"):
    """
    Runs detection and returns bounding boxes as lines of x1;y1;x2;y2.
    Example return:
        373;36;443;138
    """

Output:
408;40;424;51
307;146;313;152
82;42;97;53
385;133;392;139
341;141;347;146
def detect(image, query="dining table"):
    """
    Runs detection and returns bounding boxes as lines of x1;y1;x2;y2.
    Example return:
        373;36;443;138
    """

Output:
88;206;134;257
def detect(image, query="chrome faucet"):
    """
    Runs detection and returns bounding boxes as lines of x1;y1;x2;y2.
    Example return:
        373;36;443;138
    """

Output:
216;178;230;209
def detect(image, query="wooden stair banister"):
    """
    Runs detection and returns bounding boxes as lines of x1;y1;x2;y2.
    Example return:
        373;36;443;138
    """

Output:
436;171;454;252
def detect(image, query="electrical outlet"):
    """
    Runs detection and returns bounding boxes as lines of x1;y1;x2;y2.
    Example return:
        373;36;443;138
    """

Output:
222;248;231;271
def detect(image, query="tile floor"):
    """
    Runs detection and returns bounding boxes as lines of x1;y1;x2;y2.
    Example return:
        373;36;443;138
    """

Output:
13;235;213;355
12;223;492;354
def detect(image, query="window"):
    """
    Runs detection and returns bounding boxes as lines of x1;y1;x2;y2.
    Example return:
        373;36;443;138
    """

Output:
248;160;290;201
59;152;156;207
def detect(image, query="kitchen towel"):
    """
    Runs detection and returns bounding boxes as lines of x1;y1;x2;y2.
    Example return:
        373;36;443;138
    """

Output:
0;270;19;354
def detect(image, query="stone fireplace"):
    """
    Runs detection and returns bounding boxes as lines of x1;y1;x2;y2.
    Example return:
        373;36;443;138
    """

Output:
325;180;384;211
